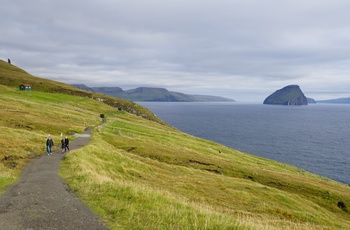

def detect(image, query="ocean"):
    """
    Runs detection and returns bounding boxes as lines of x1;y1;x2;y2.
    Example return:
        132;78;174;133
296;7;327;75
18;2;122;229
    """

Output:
138;102;350;185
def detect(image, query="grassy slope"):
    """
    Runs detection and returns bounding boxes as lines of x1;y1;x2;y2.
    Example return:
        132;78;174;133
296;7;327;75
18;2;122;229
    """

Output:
60;112;350;229
0;60;162;123
0;60;160;189
1;61;350;229
0;83;115;190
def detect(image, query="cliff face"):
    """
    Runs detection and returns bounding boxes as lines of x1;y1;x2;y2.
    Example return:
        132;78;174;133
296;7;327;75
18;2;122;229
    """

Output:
263;85;308;105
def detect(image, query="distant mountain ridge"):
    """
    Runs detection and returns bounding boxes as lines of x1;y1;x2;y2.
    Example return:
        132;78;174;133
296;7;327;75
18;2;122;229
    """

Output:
317;97;350;104
71;85;235;102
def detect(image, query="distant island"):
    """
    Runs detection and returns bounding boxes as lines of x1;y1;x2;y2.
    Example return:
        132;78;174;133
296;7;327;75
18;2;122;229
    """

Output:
317;97;350;104
71;85;235;102
263;85;308;105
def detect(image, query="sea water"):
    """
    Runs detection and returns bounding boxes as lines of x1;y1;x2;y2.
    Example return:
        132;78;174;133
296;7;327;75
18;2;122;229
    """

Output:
139;102;350;185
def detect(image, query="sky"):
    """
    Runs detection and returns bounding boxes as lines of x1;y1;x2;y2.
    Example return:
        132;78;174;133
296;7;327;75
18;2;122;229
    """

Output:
1;0;350;102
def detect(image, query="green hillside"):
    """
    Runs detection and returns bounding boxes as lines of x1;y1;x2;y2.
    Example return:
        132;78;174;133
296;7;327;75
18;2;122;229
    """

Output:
1;61;350;229
0;60;161;123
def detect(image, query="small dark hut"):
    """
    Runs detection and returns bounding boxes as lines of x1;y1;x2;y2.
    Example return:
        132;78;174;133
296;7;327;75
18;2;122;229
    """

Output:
19;84;32;91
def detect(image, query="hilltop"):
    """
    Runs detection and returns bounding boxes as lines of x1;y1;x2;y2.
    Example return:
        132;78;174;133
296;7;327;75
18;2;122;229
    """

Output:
72;84;235;102
1;61;350;229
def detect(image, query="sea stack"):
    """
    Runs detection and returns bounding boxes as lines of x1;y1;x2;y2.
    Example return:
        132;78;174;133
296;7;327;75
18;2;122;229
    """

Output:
263;85;308;105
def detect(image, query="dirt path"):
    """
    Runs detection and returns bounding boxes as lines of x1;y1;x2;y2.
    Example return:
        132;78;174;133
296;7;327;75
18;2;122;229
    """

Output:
0;127;108;230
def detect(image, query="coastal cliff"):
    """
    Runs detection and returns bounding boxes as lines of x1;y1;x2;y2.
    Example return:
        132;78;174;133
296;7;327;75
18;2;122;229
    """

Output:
263;85;308;105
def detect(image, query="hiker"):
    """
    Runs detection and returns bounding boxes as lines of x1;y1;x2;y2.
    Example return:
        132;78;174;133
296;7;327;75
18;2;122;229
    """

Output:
61;138;65;153
46;135;54;155
64;136;70;152
7;58;11;64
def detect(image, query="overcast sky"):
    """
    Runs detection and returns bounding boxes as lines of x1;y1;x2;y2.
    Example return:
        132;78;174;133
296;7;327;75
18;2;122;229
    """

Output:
1;0;350;102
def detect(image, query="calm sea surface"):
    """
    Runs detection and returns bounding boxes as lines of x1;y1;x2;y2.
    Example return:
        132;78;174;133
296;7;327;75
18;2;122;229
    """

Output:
138;102;350;185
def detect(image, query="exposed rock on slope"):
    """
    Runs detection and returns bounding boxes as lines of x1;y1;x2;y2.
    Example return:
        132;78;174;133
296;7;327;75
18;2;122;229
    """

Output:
263;85;308;105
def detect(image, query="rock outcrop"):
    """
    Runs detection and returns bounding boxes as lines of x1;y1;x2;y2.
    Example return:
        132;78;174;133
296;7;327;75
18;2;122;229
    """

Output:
263;85;308;105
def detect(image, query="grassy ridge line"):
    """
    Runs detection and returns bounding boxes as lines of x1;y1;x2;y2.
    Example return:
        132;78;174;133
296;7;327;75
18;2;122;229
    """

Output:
0;60;162;124
61;111;350;229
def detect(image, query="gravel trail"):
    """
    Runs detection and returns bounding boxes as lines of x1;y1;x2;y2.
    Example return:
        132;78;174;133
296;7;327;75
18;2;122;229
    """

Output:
0;127;108;230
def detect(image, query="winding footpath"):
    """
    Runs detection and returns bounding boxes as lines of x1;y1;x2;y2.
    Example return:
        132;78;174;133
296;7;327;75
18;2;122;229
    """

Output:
0;127;108;230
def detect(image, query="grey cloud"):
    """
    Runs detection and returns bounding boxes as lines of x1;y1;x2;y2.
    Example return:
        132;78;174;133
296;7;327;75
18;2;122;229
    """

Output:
1;0;350;101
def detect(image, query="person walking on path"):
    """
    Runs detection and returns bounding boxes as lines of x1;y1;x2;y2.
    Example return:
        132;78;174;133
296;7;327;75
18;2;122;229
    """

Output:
46;134;54;155
64;136;69;152
60;138;65;153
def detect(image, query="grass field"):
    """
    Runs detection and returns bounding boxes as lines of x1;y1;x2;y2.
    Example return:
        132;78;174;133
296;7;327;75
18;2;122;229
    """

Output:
1;60;350;229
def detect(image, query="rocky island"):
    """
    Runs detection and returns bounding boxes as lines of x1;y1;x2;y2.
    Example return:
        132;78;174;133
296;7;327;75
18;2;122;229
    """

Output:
263;85;308;105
